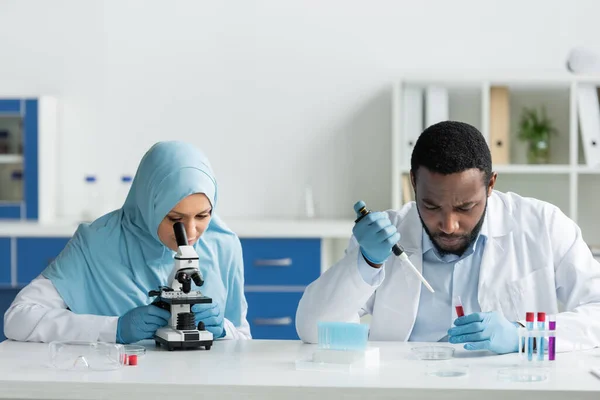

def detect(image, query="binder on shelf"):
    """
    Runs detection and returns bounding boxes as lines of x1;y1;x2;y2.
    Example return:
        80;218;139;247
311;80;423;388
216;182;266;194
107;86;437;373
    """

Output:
489;86;510;164
425;86;449;128
576;84;600;168
401;85;423;167
401;174;414;204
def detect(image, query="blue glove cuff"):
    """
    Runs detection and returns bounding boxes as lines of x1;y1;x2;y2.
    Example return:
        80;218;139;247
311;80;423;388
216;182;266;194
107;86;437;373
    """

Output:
361;248;386;265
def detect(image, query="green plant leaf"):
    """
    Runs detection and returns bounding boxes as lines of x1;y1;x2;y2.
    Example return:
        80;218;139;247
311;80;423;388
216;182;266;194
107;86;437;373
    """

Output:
517;105;557;143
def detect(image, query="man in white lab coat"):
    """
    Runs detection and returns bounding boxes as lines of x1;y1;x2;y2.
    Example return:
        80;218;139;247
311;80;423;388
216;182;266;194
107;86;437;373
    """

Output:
295;121;600;353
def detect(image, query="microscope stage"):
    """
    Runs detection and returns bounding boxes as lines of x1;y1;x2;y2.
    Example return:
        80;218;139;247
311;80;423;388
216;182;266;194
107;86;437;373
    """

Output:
158;291;212;305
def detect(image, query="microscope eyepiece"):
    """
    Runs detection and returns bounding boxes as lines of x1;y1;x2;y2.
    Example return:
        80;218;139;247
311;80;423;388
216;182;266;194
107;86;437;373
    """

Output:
173;222;188;246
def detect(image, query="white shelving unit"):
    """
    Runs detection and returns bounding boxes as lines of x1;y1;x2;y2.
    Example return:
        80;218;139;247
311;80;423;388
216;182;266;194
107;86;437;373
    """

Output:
392;72;600;246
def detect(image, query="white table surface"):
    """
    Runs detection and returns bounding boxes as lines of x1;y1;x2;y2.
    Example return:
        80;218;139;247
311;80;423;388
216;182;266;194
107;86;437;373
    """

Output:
0;339;599;400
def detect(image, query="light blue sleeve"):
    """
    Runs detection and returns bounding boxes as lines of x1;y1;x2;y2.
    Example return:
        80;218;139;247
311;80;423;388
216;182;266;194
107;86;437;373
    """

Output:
356;252;385;286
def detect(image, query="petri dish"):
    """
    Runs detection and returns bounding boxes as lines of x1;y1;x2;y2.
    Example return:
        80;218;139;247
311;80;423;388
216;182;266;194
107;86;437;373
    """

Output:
426;362;468;377
497;367;549;382
48;341;125;371
124;344;146;357
411;345;455;360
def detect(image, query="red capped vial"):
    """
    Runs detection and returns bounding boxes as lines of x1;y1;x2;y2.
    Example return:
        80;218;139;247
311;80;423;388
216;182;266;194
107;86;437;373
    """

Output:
526;312;535;322
537;312;546;322
526;312;535;329
453;296;465;317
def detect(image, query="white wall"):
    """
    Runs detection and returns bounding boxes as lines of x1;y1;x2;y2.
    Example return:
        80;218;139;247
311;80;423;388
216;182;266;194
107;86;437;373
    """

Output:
0;0;599;221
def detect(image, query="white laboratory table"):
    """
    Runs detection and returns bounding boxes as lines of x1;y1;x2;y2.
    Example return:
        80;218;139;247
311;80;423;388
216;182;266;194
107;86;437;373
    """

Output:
0;339;599;400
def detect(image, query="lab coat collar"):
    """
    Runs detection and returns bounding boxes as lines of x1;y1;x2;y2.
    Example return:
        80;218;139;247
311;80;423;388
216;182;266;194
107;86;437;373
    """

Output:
397;203;424;255
482;190;516;238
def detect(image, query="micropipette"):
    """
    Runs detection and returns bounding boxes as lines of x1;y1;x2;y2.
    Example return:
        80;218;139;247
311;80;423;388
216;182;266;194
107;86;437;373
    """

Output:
355;202;435;293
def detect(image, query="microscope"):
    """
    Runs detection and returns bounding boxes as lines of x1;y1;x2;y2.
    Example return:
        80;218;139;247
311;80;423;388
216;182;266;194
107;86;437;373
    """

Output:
149;222;214;351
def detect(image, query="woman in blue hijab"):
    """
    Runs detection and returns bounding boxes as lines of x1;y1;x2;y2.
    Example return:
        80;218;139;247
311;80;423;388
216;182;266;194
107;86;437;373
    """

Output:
4;141;251;343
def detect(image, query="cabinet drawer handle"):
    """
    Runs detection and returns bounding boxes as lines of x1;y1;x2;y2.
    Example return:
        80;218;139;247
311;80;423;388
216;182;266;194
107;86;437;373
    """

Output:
253;317;293;326
253;258;292;267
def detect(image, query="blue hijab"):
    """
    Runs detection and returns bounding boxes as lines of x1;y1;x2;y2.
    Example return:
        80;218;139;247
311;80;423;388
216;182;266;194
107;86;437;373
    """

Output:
43;141;246;327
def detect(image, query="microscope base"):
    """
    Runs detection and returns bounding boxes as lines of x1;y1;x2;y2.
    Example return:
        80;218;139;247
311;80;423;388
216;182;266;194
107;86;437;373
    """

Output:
154;327;214;351
154;336;213;351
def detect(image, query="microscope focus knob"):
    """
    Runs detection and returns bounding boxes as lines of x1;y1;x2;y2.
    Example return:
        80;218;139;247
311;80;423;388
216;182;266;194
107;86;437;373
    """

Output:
197;321;206;331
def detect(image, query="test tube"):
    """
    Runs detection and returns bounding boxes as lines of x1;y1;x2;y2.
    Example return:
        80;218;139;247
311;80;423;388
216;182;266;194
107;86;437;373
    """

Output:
548;315;556;361
537;312;546;361
453;296;465;317
526;312;534;361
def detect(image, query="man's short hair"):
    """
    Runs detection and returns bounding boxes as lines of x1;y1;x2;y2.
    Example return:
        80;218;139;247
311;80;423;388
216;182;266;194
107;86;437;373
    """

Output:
410;121;492;183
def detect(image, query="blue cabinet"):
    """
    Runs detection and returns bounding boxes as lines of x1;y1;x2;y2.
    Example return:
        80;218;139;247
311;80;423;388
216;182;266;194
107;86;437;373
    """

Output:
16;238;70;285
0;236;70;341
0;99;40;220
241;238;320;340
245;292;303;340
242;238;321;286
0;238;10;285
0;100;21;113
0;288;22;341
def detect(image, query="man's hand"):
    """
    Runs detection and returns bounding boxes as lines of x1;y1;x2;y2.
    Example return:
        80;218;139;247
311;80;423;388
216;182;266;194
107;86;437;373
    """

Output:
447;311;519;354
353;201;400;266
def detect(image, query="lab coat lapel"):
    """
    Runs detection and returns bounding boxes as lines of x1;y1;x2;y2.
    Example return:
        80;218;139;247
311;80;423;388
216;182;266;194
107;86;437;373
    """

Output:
477;236;501;311
388;208;423;341
477;192;515;311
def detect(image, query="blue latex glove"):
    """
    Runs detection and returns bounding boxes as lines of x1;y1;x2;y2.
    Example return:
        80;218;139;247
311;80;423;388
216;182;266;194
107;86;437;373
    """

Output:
447;311;519;354
116;305;171;344
352;200;400;265
192;303;225;338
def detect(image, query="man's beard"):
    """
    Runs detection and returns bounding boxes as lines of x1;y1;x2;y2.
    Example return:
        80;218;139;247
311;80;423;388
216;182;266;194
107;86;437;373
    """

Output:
417;200;487;257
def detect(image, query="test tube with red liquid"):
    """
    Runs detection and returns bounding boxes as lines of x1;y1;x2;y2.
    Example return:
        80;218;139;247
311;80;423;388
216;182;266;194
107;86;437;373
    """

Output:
453;296;465;317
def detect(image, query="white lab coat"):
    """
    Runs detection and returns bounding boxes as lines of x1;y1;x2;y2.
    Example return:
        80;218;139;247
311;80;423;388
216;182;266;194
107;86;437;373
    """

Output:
296;191;600;352
4;275;252;343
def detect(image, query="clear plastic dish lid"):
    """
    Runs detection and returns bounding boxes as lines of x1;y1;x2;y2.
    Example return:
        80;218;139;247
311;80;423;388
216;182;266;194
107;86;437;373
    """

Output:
49;341;126;371
411;345;455;360
426;361;469;377
497;367;549;382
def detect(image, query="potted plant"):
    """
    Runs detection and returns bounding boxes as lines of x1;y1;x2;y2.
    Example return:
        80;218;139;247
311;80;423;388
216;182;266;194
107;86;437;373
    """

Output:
517;106;558;164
